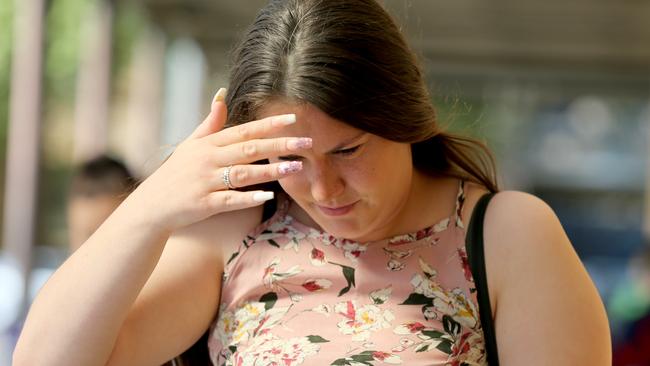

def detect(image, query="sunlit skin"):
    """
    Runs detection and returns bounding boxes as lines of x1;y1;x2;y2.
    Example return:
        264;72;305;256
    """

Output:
260;101;460;243
67;195;124;253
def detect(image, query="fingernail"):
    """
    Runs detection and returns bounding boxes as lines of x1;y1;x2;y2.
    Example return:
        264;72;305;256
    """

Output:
272;114;297;126
287;137;312;151
212;88;227;105
253;191;275;202
278;161;303;175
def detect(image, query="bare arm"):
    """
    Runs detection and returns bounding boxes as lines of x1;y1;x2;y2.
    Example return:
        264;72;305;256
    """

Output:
106;206;262;365
13;91;307;366
484;191;611;365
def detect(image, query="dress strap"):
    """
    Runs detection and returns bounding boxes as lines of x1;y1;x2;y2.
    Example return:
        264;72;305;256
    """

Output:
454;179;467;228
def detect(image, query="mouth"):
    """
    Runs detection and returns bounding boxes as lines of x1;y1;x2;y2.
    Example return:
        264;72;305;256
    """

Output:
316;201;358;216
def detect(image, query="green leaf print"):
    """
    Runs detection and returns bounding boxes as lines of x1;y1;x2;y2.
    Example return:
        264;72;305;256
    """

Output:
226;251;239;265
259;292;278;311
329;262;356;297
436;339;453;354
331;350;393;366
338;285;352;297
350;351;375;363
442;314;462;336
421;329;445;339
342;265;356;287
307;335;330;343
400;293;433;305
268;239;280;248
331;359;350;366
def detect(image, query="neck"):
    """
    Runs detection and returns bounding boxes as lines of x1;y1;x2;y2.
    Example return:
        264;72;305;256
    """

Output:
380;171;458;240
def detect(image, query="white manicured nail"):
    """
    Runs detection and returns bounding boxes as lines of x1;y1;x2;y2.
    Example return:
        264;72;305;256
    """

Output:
212;88;227;104
253;191;275;202
272;114;297;126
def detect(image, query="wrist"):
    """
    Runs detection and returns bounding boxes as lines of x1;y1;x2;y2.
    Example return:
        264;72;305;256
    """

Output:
113;186;174;238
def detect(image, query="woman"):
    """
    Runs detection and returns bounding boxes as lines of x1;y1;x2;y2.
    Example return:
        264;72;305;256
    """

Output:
14;0;611;365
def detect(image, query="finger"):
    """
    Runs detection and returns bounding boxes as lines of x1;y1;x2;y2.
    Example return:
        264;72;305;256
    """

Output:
189;88;228;140
206;113;297;147
215;137;312;166
208;190;275;214
216;161;303;190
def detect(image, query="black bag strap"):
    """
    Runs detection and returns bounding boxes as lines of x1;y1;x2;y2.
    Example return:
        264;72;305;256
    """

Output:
465;192;500;365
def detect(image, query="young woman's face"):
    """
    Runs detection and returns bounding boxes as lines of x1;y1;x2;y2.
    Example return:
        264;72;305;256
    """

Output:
260;101;415;242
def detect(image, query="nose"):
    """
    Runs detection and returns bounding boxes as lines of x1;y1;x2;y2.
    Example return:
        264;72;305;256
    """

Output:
308;161;345;203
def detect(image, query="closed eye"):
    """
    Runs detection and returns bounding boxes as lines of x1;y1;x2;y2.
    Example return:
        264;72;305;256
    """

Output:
277;154;303;161
277;144;362;161
335;145;360;156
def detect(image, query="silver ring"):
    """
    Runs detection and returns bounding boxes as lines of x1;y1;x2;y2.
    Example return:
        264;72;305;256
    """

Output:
222;165;236;190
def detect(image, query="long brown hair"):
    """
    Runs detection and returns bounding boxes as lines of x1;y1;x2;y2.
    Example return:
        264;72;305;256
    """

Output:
226;0;498;192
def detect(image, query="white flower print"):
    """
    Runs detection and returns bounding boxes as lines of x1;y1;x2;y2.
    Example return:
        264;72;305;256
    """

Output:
433;218;450;233
418;256;437;278
308;230;368;263
233;334;322;366
369;286;393;305
335;300;395;341
342;242;367;263
410;273;478;329
387;259;406;271
214;301;290;347
301;279;333;292
262;257;302;289
309;247;327;266
312;304;332;316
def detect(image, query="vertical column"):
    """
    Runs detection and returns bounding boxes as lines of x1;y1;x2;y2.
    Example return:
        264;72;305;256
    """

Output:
3;0;45;287
72;0;113;162
121;26;166;177
161;38;207;148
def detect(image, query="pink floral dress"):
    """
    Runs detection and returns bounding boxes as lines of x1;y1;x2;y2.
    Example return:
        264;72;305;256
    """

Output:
207;181;488;365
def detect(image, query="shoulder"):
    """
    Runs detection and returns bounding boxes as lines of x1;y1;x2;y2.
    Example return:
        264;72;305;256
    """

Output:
479;190;573;295
475;190;612;364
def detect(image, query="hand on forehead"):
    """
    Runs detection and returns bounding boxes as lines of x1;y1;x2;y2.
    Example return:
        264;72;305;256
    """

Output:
257;101;366;151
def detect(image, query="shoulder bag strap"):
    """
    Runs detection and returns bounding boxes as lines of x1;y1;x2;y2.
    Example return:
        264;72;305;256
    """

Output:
465;192;500;365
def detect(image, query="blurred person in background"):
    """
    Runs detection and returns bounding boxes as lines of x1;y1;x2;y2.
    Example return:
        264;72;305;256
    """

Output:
67;155;137;253
3;155;135;364
14;1;611;365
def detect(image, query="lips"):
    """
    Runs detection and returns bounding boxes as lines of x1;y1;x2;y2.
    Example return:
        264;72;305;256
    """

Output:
316;201;358;216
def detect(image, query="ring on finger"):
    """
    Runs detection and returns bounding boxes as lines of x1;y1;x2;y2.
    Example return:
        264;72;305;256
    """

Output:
222;165;236;190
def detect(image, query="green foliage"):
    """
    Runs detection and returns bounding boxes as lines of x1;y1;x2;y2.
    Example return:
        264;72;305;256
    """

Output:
112;2;145;78
0;0;12;247
44;0;91;101
0;0;13;140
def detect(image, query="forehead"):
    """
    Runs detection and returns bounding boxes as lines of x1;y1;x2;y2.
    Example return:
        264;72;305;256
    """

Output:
257;101;362;139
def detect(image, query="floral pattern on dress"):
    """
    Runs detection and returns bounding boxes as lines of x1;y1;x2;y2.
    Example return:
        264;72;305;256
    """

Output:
211;180;488;366
397;256;486;365
334;300;395;341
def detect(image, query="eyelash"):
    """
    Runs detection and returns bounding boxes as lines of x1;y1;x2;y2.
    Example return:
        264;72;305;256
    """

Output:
336;145;360;156
277;145;361;161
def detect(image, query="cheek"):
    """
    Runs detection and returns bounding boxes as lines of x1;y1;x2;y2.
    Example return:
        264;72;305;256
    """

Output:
278;174;308;198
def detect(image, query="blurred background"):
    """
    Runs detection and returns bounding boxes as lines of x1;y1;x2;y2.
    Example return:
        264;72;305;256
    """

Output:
0;0;649;364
